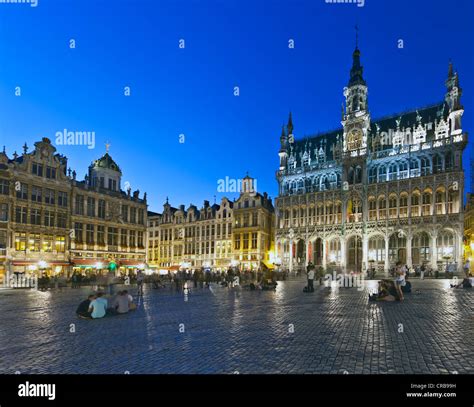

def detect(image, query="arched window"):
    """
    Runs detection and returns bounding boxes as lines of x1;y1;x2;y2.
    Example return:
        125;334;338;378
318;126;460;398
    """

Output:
389;194;398;218
389;233;407;264
410;159;420;177
421;157;431;176
399;192;408;218
355;166;362;183
433;154;443;173
348;167;355;185
368;197;377;221
316;204;324;225
388;163;398;181
329;173;337;190
320;176;328;191
412;232;431;265
435;188;446;215
352;198;362;222
437;230;454;261
326;202;334;224
328;239;341;264
313;177;320;192
411;190;421;217
297;179;304;194
445;152;454;171
335;201;342;224
368;166;377;183
378;195;387;220
422;190;432;216
447;187;458;214
399;161;409;179
378;166;387;182
368;235;385;263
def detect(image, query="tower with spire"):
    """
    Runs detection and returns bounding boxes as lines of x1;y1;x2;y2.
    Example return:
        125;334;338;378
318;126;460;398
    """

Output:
341;26;370;153
445;61;464;136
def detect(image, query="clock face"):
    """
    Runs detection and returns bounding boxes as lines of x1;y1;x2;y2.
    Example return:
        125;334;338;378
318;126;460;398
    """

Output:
347;128;362;150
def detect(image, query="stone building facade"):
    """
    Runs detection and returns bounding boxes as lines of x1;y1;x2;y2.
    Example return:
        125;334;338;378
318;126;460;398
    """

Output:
147;175;275;271
147;197;234;270
275;46;467;275
0;138;147;283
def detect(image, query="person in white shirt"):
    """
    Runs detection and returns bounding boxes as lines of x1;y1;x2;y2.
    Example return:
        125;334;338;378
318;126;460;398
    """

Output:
394;263;406;300
307;263;315;292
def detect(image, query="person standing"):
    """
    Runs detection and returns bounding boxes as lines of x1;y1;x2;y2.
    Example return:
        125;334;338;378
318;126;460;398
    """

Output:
394;263;406;300
136;270;145;295
307;262;315;293
464;259;471;277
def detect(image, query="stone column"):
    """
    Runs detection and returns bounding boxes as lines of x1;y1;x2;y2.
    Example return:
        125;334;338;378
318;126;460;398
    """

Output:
362;234;368;274
289;239;293;273
384;236;390;276
406;234;412;268
456;231;463;274
322;239;327;269
431;231;438;270
340;237;346;272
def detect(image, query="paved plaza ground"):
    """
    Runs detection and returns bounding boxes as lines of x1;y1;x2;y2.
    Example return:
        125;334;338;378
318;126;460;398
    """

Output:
0;278;472;374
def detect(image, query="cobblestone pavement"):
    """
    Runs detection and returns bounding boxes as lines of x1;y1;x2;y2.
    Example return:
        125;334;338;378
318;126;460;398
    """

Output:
0;278;472;374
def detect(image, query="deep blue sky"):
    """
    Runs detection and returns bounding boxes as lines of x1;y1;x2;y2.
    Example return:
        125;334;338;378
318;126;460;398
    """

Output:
0;0;473;212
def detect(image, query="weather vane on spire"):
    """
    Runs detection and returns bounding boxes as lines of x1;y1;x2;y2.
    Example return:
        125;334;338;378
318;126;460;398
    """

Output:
105;141;111;153
355;24;359;49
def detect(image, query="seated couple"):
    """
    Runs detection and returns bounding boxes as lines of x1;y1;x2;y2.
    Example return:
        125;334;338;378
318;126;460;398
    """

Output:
369;280;400;302
76;290;136;319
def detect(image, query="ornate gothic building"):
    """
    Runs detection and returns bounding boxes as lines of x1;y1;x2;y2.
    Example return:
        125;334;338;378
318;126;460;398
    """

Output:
275;46;467;274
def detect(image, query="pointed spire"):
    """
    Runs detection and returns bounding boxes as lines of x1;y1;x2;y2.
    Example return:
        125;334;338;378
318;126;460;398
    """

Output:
287;111;293;135
355;24;359;50
165;196;169;205
348;26;366;87
447;60;454;79
23;142;28;154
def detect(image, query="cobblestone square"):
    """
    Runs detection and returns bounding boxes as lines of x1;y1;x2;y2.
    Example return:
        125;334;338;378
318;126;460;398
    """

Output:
0;279;472;374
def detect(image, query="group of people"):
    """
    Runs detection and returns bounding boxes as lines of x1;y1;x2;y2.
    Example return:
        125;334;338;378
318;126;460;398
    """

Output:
76;290;136;319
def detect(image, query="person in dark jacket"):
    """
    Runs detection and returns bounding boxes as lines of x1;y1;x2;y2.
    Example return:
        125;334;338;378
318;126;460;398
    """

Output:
76;294;95;318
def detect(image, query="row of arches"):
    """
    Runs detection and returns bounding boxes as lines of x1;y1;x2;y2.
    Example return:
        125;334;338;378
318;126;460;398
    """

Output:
282;173;341;195
278;186;460;228
277;229;458;272
367;152;455;184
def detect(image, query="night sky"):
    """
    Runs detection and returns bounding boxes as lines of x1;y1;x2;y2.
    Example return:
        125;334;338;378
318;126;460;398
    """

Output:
0;0;472;211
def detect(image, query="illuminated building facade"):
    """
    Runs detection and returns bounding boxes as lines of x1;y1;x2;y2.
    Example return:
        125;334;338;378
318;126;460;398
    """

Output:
275;46;467;274
147;175;275;271
147;197;234;270
0;138;147;283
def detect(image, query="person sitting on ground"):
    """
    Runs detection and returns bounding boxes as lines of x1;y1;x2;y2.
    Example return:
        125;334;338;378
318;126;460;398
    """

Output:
112;290;131;314
369;280;396;302
88;292;108;319
122;290;137;310
76;294;95;318
450;277;473;289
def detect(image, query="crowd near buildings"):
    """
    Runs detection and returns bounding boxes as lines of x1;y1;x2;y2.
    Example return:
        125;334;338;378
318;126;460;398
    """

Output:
0;46;472;284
